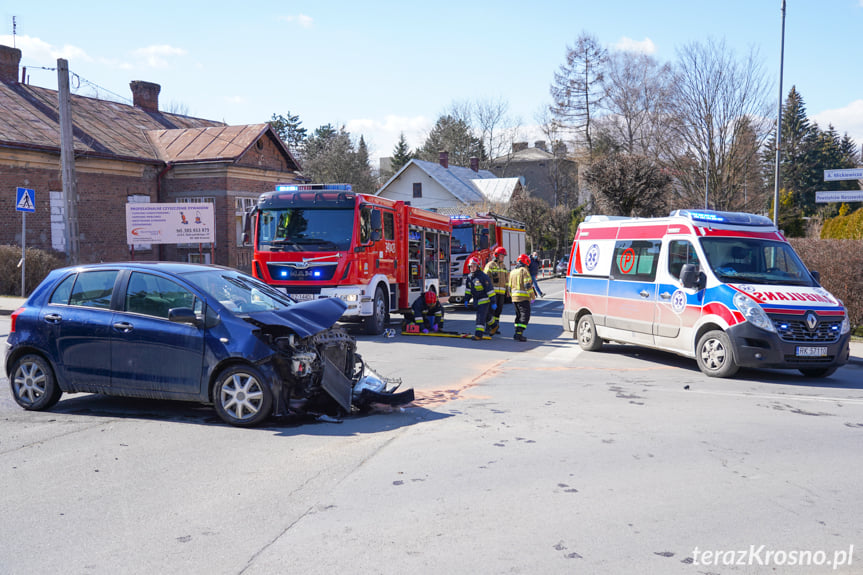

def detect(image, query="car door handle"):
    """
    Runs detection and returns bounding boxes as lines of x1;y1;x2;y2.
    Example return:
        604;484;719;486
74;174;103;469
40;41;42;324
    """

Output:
113;322;134;333
639;290;651;298
660;292;672;300
43;313;62;323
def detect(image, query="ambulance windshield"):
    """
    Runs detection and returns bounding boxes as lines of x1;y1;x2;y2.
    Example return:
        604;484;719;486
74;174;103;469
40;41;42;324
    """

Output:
700;238;815;286
257;208;354;252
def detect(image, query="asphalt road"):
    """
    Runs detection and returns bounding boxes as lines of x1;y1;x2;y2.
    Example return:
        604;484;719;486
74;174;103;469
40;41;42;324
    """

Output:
1;278;861;574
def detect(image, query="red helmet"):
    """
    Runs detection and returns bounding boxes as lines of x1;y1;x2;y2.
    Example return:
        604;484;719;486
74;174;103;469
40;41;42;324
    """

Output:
517;253;531;266
493;246;507;257
467;257;480;268
424;291;437;305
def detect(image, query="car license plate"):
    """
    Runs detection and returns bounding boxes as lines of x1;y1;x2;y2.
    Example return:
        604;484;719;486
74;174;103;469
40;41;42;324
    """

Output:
288;293;315;301
796;346;827;357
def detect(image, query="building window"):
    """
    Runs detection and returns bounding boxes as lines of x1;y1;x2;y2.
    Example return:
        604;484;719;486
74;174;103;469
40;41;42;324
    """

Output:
177;196;214;248
235;197;257;246
413;183;422;198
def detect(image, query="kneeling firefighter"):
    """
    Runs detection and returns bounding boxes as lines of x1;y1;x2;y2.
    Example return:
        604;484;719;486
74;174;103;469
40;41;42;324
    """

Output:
464;257;496;340
403;290;444;333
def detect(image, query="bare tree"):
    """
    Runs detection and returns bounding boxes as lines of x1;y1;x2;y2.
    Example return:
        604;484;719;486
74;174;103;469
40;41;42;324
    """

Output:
473;97;512;164
549;31;607;155
535;107;581;208
663;38;772;210
507;192;550;252
598;51;673;158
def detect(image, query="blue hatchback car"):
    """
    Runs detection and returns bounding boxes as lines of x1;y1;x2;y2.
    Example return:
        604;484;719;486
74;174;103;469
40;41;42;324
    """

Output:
6;262;411;427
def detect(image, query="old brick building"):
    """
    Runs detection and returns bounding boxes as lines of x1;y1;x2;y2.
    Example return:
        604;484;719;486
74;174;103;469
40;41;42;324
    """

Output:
0;44;301;272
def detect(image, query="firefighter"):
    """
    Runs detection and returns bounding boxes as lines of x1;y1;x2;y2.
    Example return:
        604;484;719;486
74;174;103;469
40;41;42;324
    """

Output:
403;290;444;333
508;253;537;342
483;246;509;336
464;257;496;340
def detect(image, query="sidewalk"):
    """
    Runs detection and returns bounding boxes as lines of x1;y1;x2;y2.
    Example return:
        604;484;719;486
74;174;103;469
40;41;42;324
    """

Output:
0;294;860;365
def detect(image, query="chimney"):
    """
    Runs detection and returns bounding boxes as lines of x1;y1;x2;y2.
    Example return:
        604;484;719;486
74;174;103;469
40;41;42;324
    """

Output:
470;157;479;172
130;80;161;112
512;142;528;153
439;151;449;169
0;45;22;84
534;140;547;151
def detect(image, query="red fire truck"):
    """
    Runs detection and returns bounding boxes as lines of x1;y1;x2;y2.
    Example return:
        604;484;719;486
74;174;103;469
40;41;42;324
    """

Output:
243;184;452;334
448;213;526;304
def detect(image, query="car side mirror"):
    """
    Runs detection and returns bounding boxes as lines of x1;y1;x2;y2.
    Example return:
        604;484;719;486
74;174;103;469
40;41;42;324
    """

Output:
371;230;382;242
680;264;705;290
169;307;201;327
479;232;489;250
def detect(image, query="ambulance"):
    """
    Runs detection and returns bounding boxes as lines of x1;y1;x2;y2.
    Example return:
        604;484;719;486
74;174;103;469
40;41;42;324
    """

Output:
562;209;851;377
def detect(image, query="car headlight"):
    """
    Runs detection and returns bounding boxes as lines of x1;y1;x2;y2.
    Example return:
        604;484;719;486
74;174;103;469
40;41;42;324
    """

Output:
733;292;776;333
841;314;851;335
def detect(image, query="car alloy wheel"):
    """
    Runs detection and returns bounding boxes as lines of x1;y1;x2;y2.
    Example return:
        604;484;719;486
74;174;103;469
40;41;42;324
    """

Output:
214;365;273;427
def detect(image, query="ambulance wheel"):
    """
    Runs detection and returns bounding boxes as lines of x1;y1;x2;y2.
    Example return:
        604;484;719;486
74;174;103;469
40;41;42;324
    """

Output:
576;314;603;351
696;330;739;378
364;286;388;335
798;367;837;378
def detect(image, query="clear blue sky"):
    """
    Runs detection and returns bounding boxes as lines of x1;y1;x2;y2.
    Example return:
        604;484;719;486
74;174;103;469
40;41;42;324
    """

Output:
3;1;862;163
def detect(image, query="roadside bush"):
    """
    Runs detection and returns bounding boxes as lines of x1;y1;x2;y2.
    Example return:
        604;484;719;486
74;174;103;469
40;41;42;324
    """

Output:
0;245;68;297
788;239;863;331
820;207;863;239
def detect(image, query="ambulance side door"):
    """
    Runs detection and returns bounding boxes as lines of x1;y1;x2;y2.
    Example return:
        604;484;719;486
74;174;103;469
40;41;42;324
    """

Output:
606;239;661;344
654;239;703;352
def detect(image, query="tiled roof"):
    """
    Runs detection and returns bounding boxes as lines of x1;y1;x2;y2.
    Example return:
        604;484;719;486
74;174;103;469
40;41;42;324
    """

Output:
0;81;224;161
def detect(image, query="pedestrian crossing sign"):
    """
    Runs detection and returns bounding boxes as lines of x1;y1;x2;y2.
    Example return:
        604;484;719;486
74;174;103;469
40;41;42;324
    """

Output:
16;187;35;212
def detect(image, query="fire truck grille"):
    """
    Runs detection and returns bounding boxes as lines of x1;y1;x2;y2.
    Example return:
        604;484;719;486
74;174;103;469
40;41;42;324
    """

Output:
267;263;337;282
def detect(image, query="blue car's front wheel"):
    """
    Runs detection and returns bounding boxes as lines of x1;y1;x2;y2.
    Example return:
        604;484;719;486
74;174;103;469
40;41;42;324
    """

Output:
213;365;273;427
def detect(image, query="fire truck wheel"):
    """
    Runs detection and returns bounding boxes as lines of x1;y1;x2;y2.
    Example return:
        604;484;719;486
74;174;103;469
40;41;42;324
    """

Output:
364;286;388;335
696;330;740;378
576;314;603;351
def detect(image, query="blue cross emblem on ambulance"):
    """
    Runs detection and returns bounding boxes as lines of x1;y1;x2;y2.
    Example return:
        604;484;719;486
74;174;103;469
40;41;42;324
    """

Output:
585;244;600;271
671;289;687;314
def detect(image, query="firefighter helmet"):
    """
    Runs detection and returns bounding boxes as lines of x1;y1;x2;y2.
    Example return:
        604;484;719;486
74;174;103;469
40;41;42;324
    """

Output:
493;246;507;257
517;253;531;267
467;257;480;268
425;290;437;305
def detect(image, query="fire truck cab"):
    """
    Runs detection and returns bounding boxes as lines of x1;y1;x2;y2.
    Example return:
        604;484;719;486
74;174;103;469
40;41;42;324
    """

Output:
563;209;851;377
244;184;451;334
448;213;526;303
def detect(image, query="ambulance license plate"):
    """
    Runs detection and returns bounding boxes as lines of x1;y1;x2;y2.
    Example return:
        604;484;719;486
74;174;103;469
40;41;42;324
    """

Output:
796;346;827;357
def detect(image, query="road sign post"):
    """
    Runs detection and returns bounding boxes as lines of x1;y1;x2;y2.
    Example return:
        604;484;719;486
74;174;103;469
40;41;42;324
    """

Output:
16;187;35;297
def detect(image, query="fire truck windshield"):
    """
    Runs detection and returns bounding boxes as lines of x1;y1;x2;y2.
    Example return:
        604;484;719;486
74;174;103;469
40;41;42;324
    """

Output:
451;225;474;254
257;208;354;252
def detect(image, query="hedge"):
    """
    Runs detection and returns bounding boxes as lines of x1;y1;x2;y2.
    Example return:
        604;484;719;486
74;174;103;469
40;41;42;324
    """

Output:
0;246;67;297
789;239;863;331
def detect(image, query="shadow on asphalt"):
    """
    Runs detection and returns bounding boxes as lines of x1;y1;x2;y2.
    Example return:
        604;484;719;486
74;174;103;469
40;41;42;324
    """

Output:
594;343;863;390
42;393;451;434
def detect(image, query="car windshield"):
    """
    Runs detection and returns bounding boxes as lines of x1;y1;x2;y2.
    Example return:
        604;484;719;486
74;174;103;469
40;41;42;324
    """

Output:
257;208;354;252
182;269;294;313
699;237;815;286
451;225;474;254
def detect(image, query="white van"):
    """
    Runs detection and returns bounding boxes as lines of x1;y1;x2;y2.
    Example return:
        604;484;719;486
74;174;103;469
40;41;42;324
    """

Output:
562;210;851;377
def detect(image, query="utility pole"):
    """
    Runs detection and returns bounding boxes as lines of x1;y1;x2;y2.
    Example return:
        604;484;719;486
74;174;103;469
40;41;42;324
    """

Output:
773;0;787;225
58;59;80;265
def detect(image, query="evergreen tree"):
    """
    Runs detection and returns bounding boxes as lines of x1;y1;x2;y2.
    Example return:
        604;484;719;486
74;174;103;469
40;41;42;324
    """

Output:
301;125;376;194
268;112;307;157
390;132;414;174
417;115;485;167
